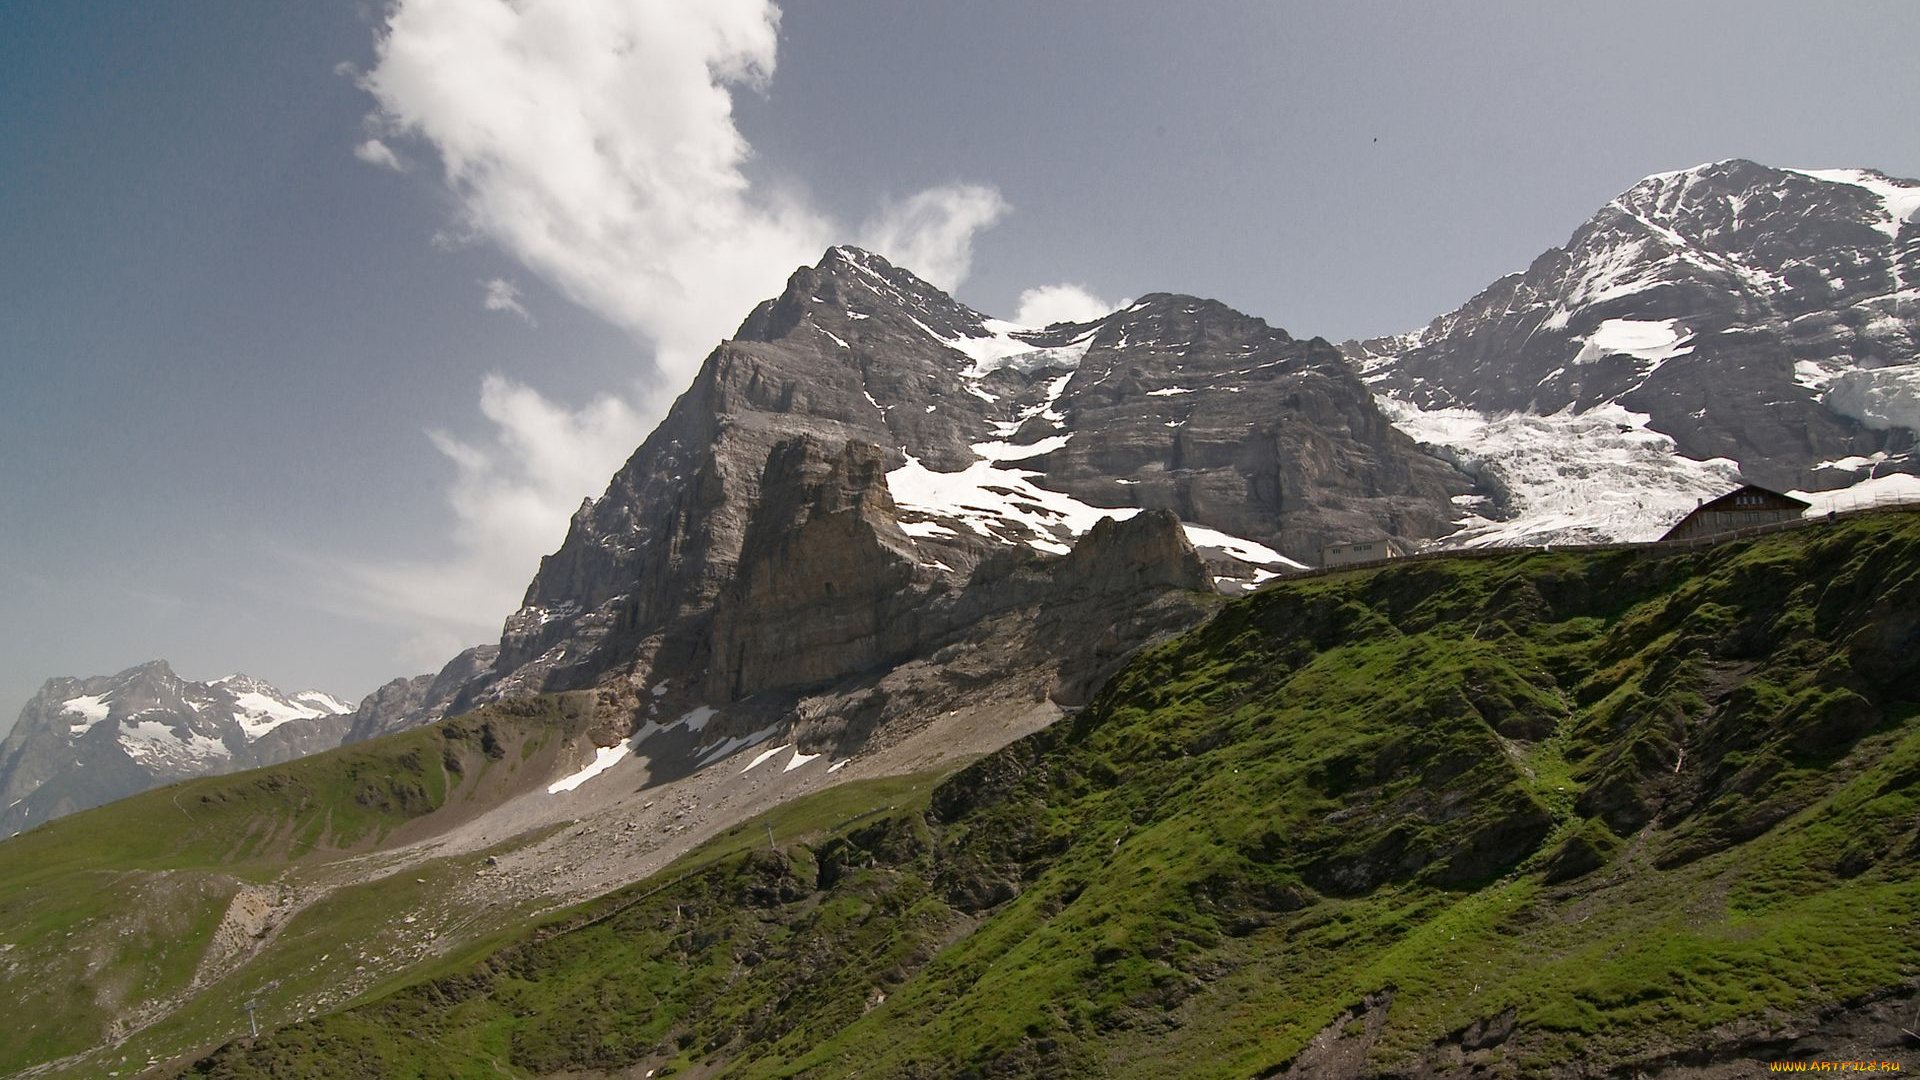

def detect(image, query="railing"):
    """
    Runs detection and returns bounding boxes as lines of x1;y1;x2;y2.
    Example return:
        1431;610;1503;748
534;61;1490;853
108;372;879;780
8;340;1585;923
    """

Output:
1268;496;1920;585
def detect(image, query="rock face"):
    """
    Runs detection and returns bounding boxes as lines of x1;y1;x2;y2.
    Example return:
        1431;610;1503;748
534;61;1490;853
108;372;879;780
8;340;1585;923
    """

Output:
708;437;926;701
451;247;1471;735
342;644;498;744
0;661;354;836
1348;160;1920;499
1055;509;1212;597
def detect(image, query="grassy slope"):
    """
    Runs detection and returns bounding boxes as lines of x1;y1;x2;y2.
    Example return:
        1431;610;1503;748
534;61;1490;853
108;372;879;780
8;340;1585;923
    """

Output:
0;696;592;1078
175;511;1920;1080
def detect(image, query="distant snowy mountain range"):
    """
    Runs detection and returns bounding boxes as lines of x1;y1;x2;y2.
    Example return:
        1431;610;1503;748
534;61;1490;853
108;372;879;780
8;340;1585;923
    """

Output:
0;662;354;836
8;158;1917;836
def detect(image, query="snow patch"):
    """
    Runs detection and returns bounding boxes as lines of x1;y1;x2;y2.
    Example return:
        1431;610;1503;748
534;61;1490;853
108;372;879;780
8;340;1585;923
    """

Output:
693;724;780;768
1180;525;1308;569
888;450;1295;569
943;323;1099;381
230;691;331;741
783;748;821;772
1791;473;1920;514
676;706;717;733
1573;318;1694;366
119;721;229;764
741;743;790;774
62;695;112;734
547;743;631;794
1795;359;1839;390
1813;452;1889;472
1382;398;1742;545
887;454;1111;555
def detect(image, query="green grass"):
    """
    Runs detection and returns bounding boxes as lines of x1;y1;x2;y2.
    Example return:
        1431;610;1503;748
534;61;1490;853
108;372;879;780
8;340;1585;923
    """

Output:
34;512;1920;1079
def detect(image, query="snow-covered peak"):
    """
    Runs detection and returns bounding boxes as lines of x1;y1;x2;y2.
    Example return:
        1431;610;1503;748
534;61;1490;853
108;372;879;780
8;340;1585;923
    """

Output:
1345;158;1920;550
24;664;352;748
5;662;361;834
1783;167;1920;240
1609;159;1918;258
1635;158;1748;185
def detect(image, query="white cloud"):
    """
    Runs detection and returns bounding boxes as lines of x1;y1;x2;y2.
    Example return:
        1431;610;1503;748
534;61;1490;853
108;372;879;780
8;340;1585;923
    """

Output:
344;0;1019;656
481;277;534;323
352;137;404;171
360;0;813;377
336;376;658;658
1013;283;1119;328
857;185;1010;293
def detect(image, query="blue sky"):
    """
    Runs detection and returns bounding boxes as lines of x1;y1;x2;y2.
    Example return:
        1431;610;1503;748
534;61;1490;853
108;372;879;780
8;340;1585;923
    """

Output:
4;0;1919;729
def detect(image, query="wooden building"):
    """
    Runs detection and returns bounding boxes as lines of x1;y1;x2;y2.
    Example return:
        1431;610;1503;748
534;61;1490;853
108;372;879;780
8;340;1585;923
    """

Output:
1319;537;1412;568
1660;484;1810;542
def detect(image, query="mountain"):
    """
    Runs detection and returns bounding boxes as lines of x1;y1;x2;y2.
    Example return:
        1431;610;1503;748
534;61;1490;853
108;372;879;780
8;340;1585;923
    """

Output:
1346;159;1920;545
449;245;1469;726
16;163;1918;826
6;182;1920;1078
0;661;354;836
0;245;1476;831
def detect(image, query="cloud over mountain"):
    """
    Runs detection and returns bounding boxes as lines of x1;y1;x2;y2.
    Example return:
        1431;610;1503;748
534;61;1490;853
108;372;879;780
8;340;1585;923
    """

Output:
346;0;1016;649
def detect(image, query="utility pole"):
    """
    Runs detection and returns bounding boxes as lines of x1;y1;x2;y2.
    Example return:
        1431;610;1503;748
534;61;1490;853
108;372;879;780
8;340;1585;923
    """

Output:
244;997;259;1039
765;822;776;851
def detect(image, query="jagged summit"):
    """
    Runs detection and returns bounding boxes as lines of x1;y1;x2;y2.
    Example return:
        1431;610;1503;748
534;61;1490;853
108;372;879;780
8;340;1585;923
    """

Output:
735;245;1006;349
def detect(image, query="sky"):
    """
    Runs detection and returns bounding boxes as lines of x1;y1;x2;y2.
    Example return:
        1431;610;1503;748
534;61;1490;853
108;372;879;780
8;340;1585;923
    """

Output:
4;1;1919;733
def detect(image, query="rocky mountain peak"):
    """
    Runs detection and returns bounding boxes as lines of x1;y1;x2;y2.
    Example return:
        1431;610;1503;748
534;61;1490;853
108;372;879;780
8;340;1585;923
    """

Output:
734;245;1000;350
1103;292;1298;347
1616;159;1919;252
